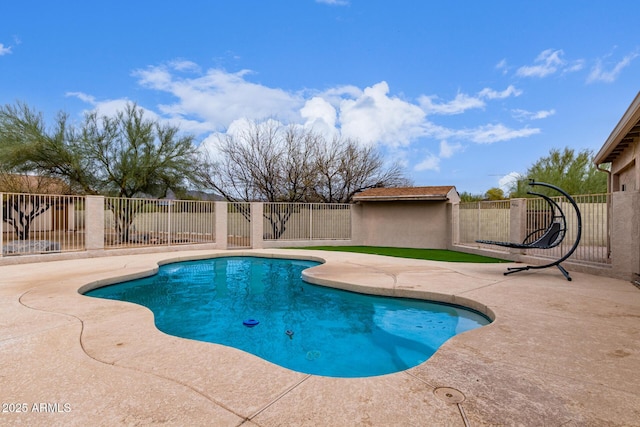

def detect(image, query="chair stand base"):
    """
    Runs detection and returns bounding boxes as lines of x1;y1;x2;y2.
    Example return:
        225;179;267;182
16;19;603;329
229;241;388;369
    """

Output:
504;263;572;281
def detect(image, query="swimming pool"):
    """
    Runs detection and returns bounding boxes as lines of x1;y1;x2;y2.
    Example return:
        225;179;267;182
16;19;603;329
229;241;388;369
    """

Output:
84;256;490;377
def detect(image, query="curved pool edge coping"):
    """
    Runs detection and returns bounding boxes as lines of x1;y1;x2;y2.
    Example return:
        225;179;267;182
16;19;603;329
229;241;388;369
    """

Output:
77;249;496;323
301;266;496;322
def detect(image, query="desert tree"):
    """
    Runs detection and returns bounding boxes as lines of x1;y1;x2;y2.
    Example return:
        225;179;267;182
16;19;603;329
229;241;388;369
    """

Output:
198;120;411;238
0;104;74;240
0;102;202;242
509;147;607;197
311;137;410;203
0;173;73;240
484;187;506;200
199;120;320;238
459;191;484;202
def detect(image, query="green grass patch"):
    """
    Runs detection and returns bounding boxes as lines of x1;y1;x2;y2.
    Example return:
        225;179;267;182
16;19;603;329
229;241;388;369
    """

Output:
295;246;509;263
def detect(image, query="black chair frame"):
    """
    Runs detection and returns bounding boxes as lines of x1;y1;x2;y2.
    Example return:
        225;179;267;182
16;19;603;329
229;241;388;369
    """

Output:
476;180;582;281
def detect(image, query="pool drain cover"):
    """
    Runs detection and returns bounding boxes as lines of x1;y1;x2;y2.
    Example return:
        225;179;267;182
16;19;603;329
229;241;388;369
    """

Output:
434;387;465;404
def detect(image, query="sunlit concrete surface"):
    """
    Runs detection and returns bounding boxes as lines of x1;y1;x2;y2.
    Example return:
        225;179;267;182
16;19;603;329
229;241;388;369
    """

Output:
1;249;639;426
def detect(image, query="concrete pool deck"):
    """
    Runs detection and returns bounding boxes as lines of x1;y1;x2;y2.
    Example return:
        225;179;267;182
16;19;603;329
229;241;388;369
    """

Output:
1;249;639;426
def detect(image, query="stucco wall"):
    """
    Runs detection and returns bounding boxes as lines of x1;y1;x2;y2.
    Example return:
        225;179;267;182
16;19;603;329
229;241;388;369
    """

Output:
352;201;450;249
611;138;639;192
611;190;640;279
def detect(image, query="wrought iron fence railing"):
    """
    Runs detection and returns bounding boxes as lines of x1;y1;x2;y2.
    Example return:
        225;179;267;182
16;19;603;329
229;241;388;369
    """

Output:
262;203;352;241
525;193;610;265
458;200;511;245
227;202;251;248
103;197;216;249
1;192;86;256
1;188;607;267
1;193;355;258
458;193;611;265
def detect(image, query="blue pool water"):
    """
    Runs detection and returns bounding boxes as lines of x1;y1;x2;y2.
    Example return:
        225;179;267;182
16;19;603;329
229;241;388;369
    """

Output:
84;256;490;377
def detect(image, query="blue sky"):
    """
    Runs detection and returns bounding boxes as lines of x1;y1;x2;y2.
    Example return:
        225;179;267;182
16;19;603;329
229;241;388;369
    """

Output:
1;1;638;195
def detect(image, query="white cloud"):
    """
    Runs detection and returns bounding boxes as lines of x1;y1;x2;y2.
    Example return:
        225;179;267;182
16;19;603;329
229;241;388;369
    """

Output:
517;49;566;78
563;59;585;74
75;65;429;147
458;123;540;144
0;43;12;56
414;153;440;172
439;140;462;158
70;62;544;167
419;92;485;115
495;59;509;74
478;85;522;100
418;86;520;116
300;96;339;139
65;92;156;121
66;91;96;105
65;91;216;135
511;108;555;121
301;96;337;128
509;49;583;78
169;59;201;73
321;85;363;99
339;81;427;146
498;172;521;193
587;51;639;83
132;63;303;131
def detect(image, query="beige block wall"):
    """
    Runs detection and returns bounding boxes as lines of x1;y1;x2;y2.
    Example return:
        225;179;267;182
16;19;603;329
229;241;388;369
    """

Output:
352;201;450;249
611;190;640;279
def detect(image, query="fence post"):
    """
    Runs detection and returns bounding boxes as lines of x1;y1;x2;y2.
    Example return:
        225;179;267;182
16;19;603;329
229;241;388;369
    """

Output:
509;198;527;254
476;202;481;239
448;202;459;249
0;193;3;257
251;202;264;249
350;203;361;245
85;195;105;252
214;201;228;250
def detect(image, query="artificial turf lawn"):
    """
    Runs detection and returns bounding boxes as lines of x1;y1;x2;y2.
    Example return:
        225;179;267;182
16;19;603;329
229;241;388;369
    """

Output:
297;246;509;263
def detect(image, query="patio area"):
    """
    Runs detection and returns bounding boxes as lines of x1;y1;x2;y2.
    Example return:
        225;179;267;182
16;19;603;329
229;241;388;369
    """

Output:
1;249;639;426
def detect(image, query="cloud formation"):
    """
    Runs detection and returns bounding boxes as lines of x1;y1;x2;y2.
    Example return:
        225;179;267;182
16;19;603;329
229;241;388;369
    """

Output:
511;108;556;121
301;96;338;136
339;82;427;146
419;85;521;115
587;51;639;83
495;59;509;74
499;172;521;193
457;123;540;144
516;49;583;78
0;43;12;56
479;85;522;100
508;47;638;84
419;93;485;115
439;140;463;158
414;153;440;172
71;62;542;180
517;49;566;77
132;63;304;130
